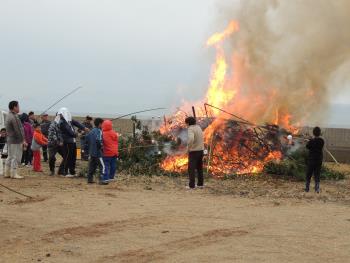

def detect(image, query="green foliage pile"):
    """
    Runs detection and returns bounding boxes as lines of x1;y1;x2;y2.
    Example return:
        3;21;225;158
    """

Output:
117;128;182;176
264;149;345;181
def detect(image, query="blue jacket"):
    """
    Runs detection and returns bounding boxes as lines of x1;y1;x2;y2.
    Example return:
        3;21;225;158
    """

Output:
59;118;85;144
84;127;103;158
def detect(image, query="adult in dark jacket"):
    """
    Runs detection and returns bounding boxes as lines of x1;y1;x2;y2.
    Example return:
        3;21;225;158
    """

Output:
40;114;51;162
84;118;108;185
57;107;86;177
48;114;64;176
80;115;93;161
305;127;325;193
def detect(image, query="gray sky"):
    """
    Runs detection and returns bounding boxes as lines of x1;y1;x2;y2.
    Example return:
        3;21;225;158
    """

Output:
0;0;349;125
0;0;219;115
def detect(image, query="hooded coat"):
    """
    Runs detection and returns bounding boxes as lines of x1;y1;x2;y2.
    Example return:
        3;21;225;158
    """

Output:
102;120;118;157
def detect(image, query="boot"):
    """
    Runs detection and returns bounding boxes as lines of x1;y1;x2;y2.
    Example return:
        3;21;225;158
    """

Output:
315;182;320;194
4;165;11;178
305;180;310;192
11;169;24;179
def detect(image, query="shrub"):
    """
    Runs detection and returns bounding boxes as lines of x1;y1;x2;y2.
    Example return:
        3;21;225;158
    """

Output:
264;149;346;181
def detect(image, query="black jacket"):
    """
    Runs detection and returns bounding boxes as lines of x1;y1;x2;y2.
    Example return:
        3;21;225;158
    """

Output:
0;136;6;151
306;137;324;162
40;120;51;137
59;118;85;144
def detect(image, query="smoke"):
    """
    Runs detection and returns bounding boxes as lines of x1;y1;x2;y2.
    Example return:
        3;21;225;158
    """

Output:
216;0;350;126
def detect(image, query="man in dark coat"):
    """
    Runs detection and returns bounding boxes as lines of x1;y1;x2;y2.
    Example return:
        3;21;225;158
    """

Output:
57;108;87;177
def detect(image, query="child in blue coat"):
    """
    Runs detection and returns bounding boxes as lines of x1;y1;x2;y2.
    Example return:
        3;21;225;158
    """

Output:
84;118;108;185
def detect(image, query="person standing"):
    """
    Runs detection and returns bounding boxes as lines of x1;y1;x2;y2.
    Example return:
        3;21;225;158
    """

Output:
47;114;64;176
85;118;108;185
305;127;325;193
80;115;93;161
185;117;204;189
58;107;86;177
0;128;8;176
28;111;38;126
31;123;48;172
4;101;26;179
40;114;51;162
20;113;34;166
101;120;118;181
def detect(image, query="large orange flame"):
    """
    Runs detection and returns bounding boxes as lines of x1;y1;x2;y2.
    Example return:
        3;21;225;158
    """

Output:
160;20;300;175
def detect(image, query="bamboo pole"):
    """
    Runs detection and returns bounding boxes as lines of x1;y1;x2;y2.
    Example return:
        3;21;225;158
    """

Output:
325;148;339;165
206;133;215;175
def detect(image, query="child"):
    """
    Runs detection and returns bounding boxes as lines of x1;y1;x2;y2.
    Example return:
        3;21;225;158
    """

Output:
85;118;108;185
305;127;324;193
101;120;118;181
0;128;8;176
31;123;48;172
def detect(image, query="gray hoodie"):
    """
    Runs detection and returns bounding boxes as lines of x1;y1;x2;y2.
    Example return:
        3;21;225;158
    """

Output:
6;111;25;144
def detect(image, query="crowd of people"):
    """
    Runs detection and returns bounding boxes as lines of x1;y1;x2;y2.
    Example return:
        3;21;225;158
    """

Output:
0;100;324;192
0;100;119;185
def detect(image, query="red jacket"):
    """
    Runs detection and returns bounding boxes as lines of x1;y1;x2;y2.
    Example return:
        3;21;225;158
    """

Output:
34;130;48;146
102;120;118;157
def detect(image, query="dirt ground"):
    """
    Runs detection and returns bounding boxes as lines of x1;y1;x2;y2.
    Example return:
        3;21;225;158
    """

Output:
1;162;350;263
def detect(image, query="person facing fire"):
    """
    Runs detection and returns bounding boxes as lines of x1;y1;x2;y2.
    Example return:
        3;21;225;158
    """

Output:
185;117;204;189
305;127;324;193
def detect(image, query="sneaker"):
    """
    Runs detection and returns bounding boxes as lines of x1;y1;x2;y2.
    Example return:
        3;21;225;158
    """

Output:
99;181;109;185
49;171;55;176
197;185;204;189
11;174;24;179
185;186;195;190
88;181;95;184
66;174;75;178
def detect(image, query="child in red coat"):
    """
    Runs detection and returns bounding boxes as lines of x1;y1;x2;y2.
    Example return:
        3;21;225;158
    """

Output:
102;120;118;181
31;123;48;172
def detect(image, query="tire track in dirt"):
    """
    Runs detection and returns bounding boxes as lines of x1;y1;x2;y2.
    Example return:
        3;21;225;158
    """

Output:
43;216;159;242
99;228;249;263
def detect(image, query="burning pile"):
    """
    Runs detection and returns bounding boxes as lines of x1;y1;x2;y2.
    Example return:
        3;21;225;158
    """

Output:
160;21;301;176
160;109;296;176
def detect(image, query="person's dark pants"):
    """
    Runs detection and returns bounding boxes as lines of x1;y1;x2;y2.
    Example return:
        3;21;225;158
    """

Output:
188;150;204;189
21;144;33;165
61;143;77;175
42;145;48;162
49;146;64;174
80;137;89;161
87;157;104;183
305;160;322;191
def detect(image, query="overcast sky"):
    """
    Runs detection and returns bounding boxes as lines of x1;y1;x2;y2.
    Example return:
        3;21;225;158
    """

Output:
0;0;349;124
0;0;221;115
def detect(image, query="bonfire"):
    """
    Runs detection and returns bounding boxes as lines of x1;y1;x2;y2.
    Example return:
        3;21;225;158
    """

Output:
159;21;302;176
